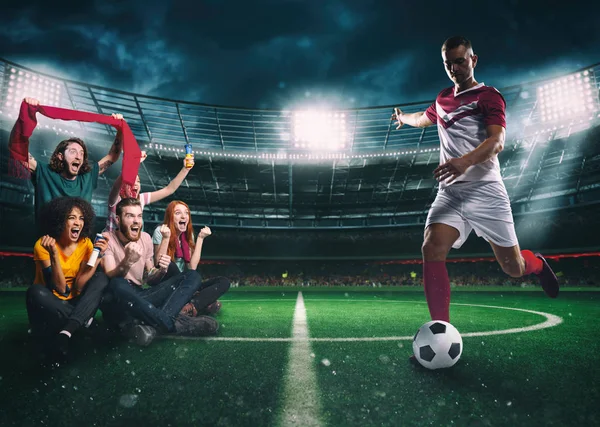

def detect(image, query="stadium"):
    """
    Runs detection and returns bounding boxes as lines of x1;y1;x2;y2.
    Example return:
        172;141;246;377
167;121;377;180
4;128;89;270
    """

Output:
1;56;600;426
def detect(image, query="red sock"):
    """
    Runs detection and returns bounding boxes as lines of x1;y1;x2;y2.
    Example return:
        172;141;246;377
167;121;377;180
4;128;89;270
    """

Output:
423;261;451;322
521;250;543;275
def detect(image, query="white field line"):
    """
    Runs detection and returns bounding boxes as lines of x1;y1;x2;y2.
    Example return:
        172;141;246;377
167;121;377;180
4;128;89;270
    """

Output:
165;300;562;342
276;291;323;427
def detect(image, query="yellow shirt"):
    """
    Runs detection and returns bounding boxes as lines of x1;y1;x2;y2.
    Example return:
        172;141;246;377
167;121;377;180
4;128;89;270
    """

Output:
33;237;93;300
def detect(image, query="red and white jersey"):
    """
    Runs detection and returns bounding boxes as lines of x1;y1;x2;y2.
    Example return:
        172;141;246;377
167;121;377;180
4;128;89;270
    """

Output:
425;83;506;187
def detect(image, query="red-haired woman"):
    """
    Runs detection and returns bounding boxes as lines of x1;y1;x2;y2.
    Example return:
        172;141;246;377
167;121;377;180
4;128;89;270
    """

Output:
152;200;229;316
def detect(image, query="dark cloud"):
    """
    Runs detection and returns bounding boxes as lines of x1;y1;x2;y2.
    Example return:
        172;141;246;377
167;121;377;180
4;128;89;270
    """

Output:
0;0;599;109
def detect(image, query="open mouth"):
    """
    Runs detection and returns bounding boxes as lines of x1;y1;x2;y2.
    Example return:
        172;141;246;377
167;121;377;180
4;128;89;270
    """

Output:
70;227;81;239
178;221;187;229
130;226;140;236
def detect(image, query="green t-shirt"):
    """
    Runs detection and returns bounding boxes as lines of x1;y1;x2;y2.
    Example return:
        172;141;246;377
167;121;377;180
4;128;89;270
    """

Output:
33;162;100;222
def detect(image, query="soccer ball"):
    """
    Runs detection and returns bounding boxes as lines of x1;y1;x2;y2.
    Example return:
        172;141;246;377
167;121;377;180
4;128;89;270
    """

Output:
412;320;463;370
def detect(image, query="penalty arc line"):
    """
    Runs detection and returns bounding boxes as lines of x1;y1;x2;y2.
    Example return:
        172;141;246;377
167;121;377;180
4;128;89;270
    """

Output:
166;300;563;342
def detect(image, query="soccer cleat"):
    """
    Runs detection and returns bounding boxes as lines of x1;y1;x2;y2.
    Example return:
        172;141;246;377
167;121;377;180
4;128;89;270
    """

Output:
534;253;559;298
173;314;219;336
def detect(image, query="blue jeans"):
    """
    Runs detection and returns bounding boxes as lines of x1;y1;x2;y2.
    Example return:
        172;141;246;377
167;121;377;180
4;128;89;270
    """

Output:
106;270;202;333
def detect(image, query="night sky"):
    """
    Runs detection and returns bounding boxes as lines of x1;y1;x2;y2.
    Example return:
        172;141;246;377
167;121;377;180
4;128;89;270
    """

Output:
1;0;599;109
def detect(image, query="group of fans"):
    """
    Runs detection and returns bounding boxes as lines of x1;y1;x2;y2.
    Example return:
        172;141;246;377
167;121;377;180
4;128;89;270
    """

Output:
11;97;229;361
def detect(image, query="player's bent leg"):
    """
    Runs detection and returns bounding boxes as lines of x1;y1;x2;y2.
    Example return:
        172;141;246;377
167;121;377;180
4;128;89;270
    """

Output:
489;243;526;278
421;224;460;323
490;243;559;298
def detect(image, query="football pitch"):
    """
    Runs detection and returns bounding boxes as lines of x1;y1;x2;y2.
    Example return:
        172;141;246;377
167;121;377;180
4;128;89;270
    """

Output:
1;287;599;426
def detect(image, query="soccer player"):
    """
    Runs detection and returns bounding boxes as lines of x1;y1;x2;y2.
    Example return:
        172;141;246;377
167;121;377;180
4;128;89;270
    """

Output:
26;197;109;359
153;200;230;316
14;98;123;223
102;198;218;345
392;36;559;324
104;158;194;233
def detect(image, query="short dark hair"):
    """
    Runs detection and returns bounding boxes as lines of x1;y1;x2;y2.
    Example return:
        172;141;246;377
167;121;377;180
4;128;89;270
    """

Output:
39;197;95;240
48;138;92;175
116;197;142;216
442;36;472;52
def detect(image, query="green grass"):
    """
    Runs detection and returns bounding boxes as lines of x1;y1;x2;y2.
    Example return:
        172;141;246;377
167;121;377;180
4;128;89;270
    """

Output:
1;288;599;426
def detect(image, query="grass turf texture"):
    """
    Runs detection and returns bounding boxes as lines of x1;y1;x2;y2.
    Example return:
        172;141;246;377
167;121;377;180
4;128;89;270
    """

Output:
0;288;598;426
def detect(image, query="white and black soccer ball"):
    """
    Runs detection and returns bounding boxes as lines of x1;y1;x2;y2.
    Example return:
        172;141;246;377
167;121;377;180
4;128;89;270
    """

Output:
412;320;463;370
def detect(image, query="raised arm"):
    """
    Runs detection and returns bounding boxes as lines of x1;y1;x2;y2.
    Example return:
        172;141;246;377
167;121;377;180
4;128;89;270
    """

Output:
392;107;434;129
74;234;109;291
188;226;211;270
98;115;124;175
39;236;69;295
147;158;194;204
153;225;171;266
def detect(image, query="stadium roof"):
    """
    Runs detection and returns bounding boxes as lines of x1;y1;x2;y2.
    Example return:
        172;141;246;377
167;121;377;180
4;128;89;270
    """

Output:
1;58;600;228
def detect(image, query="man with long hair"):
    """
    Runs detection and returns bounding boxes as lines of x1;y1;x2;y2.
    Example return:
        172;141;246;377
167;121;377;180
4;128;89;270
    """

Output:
26;197;109;359
391;36;559;328
153;200;230;317
103;198;218;345
16;97;123;222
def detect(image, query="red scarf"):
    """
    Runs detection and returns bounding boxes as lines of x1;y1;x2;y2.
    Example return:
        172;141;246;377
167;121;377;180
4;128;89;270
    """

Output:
8;100;141;196
175;233;191;263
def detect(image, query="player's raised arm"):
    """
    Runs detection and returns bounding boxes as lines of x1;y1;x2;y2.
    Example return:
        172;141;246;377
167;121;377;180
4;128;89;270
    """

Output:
392;107;434;129
98;113;124;175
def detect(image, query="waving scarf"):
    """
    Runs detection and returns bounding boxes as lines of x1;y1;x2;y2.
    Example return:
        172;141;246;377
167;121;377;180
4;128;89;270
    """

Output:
8;100;141;196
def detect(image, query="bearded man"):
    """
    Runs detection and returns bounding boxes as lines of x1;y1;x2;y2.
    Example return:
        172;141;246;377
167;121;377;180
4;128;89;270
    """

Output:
102;198;219;345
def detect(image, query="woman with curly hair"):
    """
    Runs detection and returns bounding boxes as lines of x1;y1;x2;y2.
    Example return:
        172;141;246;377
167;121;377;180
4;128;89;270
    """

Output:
152;200;229;317
26;196;109;359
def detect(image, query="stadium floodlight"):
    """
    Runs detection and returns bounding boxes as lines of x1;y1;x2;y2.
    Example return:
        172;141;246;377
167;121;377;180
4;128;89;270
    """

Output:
3;68;62;110
292;110;348;151
537;70;599;123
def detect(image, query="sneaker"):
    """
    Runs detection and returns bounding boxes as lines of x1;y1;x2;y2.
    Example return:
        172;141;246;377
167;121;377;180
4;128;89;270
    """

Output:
197;300;222;316
534;253;559;298
121;322;156;347
173;315;219;336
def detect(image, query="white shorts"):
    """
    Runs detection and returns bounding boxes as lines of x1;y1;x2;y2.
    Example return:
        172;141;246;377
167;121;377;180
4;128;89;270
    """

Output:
425;181;519;249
